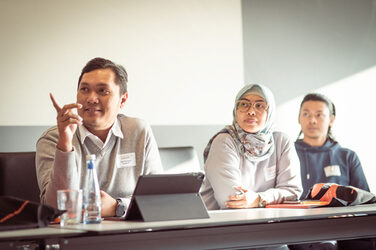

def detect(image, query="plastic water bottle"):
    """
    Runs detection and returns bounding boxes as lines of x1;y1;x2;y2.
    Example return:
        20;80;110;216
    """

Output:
83;154;101;224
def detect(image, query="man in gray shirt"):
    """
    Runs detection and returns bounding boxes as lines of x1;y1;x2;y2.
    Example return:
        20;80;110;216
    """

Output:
36;57;163;217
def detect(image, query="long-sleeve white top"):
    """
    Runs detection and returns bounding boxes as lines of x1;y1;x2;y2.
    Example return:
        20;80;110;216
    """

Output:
200;131;302;210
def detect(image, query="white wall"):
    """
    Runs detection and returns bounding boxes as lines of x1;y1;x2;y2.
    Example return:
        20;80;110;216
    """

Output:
275;66;376;193
2;0;375;192
0;0;243;126
242;0;376;193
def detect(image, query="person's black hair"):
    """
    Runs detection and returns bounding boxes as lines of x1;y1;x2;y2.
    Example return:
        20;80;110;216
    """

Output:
298;93;336;142
77;57;128;94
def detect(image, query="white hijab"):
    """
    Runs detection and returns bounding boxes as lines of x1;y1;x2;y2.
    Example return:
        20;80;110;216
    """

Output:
204;84;276;162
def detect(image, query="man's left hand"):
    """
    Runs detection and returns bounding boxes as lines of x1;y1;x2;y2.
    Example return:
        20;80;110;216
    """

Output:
100;190;117;217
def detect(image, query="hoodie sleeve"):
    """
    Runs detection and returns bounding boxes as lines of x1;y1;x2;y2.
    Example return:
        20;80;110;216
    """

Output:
348;151;370;192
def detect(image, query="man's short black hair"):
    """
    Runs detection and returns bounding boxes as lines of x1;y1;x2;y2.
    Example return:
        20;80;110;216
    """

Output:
78;57;128;94
300;93;336;117
298;93;336;142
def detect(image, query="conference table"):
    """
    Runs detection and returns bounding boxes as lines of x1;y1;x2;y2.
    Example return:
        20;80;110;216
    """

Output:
1;204;376;249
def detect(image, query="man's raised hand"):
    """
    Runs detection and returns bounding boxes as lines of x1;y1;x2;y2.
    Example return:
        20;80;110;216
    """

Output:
50;93;83;152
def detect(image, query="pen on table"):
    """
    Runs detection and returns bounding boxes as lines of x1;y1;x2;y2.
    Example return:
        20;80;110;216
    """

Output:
232;186;244;196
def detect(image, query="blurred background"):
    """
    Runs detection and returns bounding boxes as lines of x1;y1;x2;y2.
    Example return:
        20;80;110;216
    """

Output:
0;0;375;191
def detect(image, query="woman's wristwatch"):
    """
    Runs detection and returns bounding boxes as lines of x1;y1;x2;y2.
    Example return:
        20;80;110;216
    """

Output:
258;194;267;208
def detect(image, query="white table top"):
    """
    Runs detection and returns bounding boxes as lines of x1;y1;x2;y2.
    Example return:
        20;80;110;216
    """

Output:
48;204;376;234
2;205;376;249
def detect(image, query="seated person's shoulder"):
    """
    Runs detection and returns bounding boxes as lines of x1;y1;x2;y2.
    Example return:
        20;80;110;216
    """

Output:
334;143;358;158
272;131;293;149
118;114;151;133
38;126;59;142
118;114;147;125
212;133;237;149
272;131;291;142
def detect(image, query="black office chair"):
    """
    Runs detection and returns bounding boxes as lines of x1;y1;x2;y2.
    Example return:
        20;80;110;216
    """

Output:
158;146;202;174
0;152;40;202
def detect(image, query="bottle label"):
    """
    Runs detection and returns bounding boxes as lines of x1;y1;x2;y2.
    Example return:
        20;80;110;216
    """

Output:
117;152;136;168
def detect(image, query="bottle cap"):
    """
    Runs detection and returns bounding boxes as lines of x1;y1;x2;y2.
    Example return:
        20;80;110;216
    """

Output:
86;154;96;161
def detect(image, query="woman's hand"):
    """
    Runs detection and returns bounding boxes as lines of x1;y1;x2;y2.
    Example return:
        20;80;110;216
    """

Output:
226;186;260;209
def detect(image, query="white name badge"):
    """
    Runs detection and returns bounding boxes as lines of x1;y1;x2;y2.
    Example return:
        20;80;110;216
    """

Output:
264;165;276;181
118;153;136;168
324;165;341;177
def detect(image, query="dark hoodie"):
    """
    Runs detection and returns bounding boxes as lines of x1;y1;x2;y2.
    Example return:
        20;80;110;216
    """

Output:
295;139;370;199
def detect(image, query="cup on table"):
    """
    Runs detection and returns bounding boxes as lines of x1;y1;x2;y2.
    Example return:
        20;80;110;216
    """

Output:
57;189;83;226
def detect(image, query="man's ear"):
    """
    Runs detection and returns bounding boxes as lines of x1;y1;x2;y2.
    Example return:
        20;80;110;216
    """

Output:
120;92;128;108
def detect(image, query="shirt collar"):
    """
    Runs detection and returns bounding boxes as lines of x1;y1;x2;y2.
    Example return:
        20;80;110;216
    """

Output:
79;117;124;146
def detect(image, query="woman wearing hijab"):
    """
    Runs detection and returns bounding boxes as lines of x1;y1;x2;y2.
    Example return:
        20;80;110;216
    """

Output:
200;84;302;210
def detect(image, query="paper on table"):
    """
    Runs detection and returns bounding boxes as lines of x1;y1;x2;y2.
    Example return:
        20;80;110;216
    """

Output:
265;200;329;209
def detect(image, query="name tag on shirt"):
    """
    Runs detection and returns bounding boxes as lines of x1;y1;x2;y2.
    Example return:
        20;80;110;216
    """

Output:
264;165;276;181
324;165;341;177
118;153;136;168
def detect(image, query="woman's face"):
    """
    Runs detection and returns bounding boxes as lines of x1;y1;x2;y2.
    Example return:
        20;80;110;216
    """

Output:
236;94;268;133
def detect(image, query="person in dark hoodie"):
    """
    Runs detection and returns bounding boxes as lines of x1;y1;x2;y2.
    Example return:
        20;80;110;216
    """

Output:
290;93;373;250
295;93;369;199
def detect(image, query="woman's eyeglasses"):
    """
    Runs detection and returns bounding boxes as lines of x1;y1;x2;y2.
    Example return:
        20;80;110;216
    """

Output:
236;100;268;113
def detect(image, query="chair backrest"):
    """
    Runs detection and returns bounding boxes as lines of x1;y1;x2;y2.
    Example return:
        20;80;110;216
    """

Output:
158;146;202;174
0;152;40;202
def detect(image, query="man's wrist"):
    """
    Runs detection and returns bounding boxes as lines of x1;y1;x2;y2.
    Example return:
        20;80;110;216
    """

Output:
115;198;126;217
56;140;73;152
